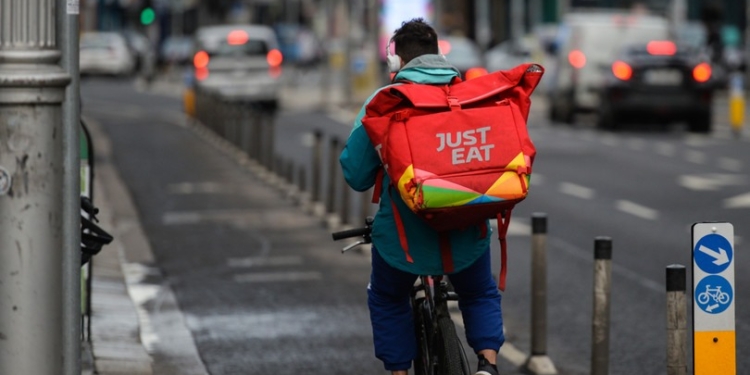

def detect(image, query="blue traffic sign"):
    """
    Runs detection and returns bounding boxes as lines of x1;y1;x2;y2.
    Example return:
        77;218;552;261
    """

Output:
694;233;733;274
695;275;733;314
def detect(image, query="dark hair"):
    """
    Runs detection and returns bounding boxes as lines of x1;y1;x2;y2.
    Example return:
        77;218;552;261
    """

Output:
392;18;439;64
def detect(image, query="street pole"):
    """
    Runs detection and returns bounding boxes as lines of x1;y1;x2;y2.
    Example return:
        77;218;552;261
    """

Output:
58;0;82;374
0;0;71;374
511;0;525;41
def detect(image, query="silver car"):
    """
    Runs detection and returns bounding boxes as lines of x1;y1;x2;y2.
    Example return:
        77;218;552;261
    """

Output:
192;24;283;108
80;32;135;77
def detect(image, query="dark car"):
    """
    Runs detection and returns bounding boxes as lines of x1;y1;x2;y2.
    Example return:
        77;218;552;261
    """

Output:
597;40;715;133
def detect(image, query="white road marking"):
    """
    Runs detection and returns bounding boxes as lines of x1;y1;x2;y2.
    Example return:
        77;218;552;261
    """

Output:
449;303;527;367
530;173;544;186
234;271;322;283
626;138;646;151
227;255;303;267
615;200;659;220
718;157;743;172
655;142;676;157
724;192;750;209
678;173;746;191
168;182;233;194
600;135;620;147
559;182;595;200
685;150;707;164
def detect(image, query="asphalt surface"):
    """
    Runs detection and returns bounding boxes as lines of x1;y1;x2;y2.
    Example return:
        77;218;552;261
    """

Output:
81;71;750;374
82;77;527;374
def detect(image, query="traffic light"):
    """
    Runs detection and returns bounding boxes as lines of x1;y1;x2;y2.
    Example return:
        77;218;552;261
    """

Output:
140;6;155;26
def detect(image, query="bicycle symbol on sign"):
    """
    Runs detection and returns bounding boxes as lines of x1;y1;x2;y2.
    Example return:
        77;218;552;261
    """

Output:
697;284;731;310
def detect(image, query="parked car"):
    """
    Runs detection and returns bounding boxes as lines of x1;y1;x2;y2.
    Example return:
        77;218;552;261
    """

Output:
546;11;671;123
192;24;283;109
79;32;135;77
440;36;487;80
597;40;715;132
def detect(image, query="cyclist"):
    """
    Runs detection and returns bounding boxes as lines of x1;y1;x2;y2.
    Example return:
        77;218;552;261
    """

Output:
339;18;503;375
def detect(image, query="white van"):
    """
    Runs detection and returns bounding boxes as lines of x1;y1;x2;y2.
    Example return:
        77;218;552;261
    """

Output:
547;11;671;123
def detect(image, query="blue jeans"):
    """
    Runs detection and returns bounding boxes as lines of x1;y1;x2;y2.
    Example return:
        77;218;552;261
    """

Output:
368;246;504;371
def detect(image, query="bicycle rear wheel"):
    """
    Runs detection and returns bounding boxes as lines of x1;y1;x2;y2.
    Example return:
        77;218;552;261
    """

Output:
436;314;471;375
413;300;431;375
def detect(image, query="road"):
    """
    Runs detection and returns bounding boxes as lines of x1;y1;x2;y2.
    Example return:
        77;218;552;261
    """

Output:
82;75;750;374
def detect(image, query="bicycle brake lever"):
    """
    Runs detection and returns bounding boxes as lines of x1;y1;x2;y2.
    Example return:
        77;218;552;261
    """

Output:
342;240;365;253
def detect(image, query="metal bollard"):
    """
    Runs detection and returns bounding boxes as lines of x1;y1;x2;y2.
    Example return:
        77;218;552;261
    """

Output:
263;111;275;171
299;165;308;194
251;106;262;162
239;103;251;155
325;137;340;215
591;237;612;375
525;213;557;375
311;131;323;203
666;265;687;375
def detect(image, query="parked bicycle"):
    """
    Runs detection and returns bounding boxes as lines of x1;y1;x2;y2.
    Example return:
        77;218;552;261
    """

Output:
332;217;472;375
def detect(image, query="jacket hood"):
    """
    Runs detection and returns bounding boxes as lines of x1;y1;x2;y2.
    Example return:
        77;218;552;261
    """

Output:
393;54;460;84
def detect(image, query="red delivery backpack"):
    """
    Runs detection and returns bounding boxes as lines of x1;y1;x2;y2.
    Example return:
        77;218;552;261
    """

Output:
362;63;544;290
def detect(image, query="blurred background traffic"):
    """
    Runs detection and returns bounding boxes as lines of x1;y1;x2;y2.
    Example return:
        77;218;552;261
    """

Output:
79;0;750;133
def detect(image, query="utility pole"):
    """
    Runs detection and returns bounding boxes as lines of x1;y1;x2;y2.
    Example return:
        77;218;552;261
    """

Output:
511;0;526;41
58;0;83;373
0;1;71;374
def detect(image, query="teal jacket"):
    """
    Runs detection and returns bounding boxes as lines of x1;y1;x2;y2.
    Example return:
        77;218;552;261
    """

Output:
339;54;492;276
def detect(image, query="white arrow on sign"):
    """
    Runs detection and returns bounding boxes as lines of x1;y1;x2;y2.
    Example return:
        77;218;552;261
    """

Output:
724;192;750;209
678;174;746;191
699;245;730;266
706;304;720;312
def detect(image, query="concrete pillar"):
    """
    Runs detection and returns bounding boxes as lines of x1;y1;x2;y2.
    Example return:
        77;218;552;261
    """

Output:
0;0;71;373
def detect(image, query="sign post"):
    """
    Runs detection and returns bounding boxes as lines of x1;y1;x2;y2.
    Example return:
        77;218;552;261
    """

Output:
692;222;736;374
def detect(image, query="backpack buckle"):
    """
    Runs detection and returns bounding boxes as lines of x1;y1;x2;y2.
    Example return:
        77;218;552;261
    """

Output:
447;96;461;111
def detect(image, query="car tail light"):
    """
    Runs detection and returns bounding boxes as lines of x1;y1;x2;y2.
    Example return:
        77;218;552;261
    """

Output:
267;49;283;68
646;41;676;56
465;67;488;80
693;63;712;83
568;50;586;69
227;30;249;45
193;50;209;69
612;60;632;81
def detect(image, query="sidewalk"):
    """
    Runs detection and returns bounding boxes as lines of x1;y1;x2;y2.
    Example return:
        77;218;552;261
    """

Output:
83;116;208;375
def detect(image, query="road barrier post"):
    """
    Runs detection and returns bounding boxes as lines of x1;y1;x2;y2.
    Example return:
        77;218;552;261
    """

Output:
525;213;558;375
251;107;263;162
591;237;612;375
326;137;340;216
666;264;687;375
263;111;275;171
311;131;323;205
360;188;372;220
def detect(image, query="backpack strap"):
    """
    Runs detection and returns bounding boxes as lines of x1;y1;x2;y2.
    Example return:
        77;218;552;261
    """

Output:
372;168;384;204
496;209;513;291
439;232;454;274
388;186;414;263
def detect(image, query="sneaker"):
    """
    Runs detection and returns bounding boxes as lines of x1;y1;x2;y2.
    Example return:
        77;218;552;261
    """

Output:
475;354;499;375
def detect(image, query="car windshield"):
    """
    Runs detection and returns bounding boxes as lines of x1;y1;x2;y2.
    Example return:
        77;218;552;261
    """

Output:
210;40;269;57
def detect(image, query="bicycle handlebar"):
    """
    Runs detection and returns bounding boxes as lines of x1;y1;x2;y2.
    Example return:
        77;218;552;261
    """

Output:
332;226;370;241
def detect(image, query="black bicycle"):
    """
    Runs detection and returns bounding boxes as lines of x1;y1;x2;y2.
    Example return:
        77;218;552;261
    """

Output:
332;218;472;375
